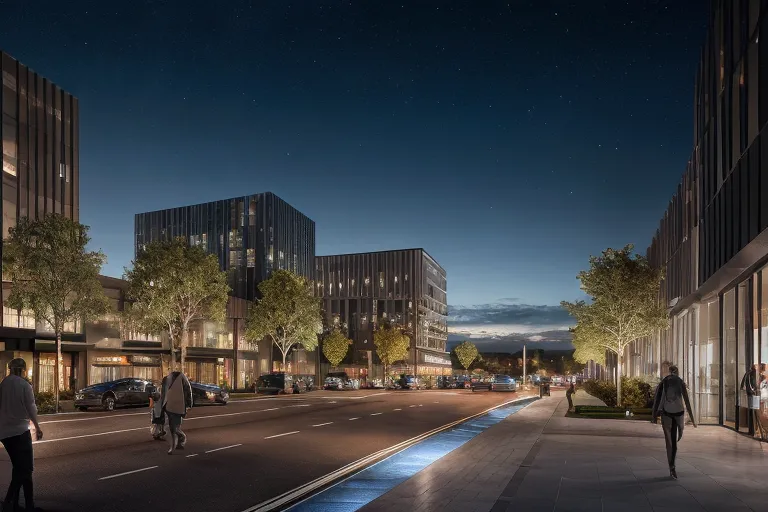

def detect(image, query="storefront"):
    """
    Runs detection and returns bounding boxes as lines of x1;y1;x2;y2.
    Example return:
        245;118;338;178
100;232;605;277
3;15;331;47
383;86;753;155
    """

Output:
88;353;163;385
416;350;453;387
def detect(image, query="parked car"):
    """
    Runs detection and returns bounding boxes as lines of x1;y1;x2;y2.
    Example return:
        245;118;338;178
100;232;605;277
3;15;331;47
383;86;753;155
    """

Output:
470;376;493;392
491;375;517;392
257;372;307;394
324;371;352;390
190;382;229;405
397;374;423;390
75;378;153;411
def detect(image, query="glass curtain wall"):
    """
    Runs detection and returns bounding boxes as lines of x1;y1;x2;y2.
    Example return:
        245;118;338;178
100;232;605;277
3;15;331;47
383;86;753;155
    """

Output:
723;288;737;427
696;299;720;424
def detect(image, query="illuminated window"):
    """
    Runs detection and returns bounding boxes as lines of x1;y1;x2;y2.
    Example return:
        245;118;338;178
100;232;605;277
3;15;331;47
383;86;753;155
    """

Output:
379;272;385;288
247;248;255;268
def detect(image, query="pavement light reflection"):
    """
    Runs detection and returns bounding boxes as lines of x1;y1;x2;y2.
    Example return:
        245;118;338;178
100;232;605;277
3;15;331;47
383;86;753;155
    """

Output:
288;398;537;512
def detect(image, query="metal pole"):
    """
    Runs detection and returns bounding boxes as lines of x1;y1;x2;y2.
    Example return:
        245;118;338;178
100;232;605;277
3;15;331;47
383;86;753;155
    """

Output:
523;345;527;390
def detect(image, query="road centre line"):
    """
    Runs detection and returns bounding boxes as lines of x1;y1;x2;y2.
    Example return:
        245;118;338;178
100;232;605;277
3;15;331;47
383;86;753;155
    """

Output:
265;431;300;440
370;413;382;416
98;466;158;481
35;427;147;444
40;411;147;424
186;454;199;458
311;422;333;427
348;417;360;421
37;407;291;444
393;408;402;411
409;405;416;408
205;444;242;453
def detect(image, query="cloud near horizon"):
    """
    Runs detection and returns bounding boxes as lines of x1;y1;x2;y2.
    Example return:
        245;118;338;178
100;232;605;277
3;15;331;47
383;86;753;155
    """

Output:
447;301;575;352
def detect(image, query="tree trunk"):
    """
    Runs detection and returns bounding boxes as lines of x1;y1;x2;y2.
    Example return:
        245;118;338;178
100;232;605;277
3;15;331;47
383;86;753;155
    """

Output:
170;333;177;372
180;329;187;370
282;349;287;371
616;353;623;407
54;332;62;414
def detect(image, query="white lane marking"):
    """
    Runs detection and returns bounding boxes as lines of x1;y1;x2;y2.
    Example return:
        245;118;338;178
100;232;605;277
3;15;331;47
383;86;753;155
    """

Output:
409;405;416;408
320;393;389;400
36;427;146;444
291;404;311;407
37;407;288;444
98;466;158;481
370;413;382;416
264;431;300;440
328;401;337;404
40;411;147;424
393;408;402;411
311;422;333;427
186;454;199;458
348;417;360;421
434;401;440;403
205;444;242;453
418;404;423;407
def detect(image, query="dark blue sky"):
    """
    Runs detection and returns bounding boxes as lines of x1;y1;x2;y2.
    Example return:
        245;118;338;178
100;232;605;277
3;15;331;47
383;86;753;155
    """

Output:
2;1;708;313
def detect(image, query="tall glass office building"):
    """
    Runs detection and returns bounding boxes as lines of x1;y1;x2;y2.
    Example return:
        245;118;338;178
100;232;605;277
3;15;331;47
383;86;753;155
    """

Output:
135;192;315;302
625;2;768;437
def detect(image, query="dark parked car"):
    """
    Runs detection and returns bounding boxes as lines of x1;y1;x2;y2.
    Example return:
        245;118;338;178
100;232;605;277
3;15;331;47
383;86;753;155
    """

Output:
75;378;153;411
324;371;352;390
257;372;307;394
190;382;229;405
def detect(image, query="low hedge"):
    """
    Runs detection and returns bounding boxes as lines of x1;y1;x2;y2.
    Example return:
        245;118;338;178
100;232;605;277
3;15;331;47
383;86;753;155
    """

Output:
581;378;654;408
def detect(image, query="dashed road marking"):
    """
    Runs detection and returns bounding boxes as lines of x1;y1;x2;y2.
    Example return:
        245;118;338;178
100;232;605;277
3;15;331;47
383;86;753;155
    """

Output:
393;408;402;411
98;466;158;481
370;413;382;416
348;417;360;421
265;431;300;440
311;422;333;427
205;444;243;453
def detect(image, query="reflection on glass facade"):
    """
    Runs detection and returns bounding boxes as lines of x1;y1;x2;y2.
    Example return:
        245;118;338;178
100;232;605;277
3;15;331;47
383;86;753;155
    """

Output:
625;3;768;434
1;51;79;323
135;192;315;301
315;249;448;376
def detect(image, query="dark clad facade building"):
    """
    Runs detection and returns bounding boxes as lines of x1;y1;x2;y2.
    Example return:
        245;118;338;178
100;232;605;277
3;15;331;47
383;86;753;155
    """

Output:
315;249;450;382
627;1;768;434
135;192;315;302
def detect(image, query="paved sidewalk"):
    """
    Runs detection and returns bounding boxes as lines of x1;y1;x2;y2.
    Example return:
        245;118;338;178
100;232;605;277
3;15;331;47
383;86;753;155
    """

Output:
361;391;768;512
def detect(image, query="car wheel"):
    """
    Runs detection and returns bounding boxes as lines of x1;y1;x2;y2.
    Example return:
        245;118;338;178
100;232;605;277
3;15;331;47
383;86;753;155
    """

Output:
102;395;116;411
78;406;88;412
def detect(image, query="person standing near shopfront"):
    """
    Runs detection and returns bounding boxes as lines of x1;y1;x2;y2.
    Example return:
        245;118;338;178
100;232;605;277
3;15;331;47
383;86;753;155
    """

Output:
0;358;43;511
161;370;193;455
652;365;696;480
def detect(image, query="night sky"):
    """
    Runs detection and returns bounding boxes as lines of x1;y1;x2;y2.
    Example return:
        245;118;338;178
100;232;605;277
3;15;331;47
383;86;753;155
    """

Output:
1;1;709;349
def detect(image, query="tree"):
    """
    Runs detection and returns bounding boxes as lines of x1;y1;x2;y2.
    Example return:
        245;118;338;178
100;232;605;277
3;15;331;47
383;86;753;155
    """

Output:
124;238;230;370
373;323;411;377
562;244;667;406
245;269;322;369
453;341;479;372
3;214;111;412
323;327;352;367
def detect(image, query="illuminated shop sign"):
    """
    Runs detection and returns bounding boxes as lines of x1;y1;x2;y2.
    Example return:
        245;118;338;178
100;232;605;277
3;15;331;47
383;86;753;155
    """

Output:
423;353;450;365
93;356;130;366
130;355;161;366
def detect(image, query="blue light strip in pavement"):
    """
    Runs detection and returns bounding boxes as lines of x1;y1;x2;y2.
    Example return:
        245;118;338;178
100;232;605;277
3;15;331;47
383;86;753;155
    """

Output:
288;397;538;512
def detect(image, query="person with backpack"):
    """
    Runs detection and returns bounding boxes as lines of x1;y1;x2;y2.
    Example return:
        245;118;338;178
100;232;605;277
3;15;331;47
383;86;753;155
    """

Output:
161;370;193;455
652;365;696;480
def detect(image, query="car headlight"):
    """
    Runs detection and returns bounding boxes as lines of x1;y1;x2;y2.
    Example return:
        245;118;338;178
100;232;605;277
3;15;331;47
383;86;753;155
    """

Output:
206;392;215;399
75;394;84;400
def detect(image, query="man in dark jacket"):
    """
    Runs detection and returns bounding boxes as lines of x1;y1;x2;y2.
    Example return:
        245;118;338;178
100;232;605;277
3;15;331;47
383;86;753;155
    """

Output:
652;365;696;479
161;370;193;455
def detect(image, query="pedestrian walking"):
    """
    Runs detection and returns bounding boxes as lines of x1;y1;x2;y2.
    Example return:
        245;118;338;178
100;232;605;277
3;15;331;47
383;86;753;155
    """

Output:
566;382;575;411
161;370;193;455
0;358;43;511
652;365;696;480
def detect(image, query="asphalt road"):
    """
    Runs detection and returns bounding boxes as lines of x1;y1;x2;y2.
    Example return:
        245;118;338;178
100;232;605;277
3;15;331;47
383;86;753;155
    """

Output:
0;389;523;512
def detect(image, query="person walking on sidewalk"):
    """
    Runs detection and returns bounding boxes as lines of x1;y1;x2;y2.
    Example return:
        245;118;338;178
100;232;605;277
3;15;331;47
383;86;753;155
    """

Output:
161;370;193;455
652;365;696;480
0;358;43;511
566;382;575;411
